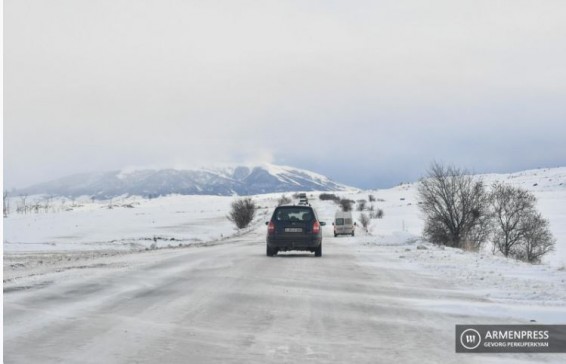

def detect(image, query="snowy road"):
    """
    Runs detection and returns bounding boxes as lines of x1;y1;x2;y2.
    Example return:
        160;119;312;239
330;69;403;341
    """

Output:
3;231;561;363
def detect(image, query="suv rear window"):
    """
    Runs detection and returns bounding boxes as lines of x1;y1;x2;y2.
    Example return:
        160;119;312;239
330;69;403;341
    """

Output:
335;218;344;225
274;207;313;222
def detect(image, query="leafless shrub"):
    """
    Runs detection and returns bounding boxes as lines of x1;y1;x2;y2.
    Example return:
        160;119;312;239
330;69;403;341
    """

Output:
339;198;353;212
368;194;376;202
367;204;384;219
227;197;257;229
277;194;292;206
319;193;340;202
418;162;490;249
356;199;367;211
31;200;41;214
359;213;370;230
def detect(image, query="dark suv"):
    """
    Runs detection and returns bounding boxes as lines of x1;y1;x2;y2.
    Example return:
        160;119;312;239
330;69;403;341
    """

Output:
265;205;326;257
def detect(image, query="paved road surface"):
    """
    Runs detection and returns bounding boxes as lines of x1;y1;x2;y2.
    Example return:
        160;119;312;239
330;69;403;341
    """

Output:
3;231;554;363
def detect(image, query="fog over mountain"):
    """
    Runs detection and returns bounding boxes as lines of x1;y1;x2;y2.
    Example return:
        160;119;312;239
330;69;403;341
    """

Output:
14;164;353;199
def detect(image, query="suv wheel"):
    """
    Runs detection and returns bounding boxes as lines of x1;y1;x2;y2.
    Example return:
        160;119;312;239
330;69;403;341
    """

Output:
314;244;322;257
266;246;276;257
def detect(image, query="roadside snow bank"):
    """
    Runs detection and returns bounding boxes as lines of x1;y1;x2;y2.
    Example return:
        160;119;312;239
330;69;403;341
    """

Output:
355;232;566;319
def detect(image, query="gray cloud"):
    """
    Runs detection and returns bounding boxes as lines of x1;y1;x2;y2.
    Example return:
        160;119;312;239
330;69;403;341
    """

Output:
5;0;566;189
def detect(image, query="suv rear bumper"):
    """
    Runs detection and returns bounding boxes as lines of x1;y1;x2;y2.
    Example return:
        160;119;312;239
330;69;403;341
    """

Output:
267;235;321;251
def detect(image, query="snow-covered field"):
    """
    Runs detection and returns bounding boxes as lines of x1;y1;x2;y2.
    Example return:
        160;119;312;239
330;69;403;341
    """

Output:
3;194;274;252
3;167;566;363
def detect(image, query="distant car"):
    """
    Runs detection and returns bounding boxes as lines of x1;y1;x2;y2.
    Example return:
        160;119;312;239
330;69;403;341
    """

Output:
333;210;355;237
297;193;309;205
266;205;326;257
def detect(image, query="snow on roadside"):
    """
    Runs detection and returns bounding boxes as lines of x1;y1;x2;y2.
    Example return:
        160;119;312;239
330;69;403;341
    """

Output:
3;246;200;293
3;194;275;252
307;168;566;322
334;227;565;325
3;193;277;290
368;237;566;307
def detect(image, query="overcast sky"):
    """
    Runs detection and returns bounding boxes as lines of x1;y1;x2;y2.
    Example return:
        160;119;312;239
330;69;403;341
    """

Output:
4;0;566;189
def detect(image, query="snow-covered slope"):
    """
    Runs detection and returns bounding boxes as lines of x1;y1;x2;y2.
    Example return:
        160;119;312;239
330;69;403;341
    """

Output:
14;163;353;198
480;167;566;191
324;167;566;268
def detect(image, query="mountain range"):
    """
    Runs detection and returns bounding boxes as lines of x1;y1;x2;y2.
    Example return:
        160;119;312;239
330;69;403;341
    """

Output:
15;164;353;199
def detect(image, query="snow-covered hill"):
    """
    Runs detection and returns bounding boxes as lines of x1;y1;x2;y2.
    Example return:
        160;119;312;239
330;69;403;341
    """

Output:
14;163;353;198
331;166;566;268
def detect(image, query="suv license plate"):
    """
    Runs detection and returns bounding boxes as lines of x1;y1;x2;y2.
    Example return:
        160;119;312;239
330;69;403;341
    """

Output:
285;228;303;233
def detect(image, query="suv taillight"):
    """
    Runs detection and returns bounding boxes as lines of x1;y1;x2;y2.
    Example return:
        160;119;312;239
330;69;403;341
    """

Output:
268;221;275;235
312;221;320;234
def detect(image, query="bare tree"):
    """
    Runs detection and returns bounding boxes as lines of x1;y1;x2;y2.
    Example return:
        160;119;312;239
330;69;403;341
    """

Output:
368;194;376;202
32;200;41;214
18;194;28;214
3;190;8;217
356;199;367;211
227;198;257;229
490;183;536;257
418;162;490;249
43;196;53;213
520;212;555;263
359;213;370;231
490;183;555;262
